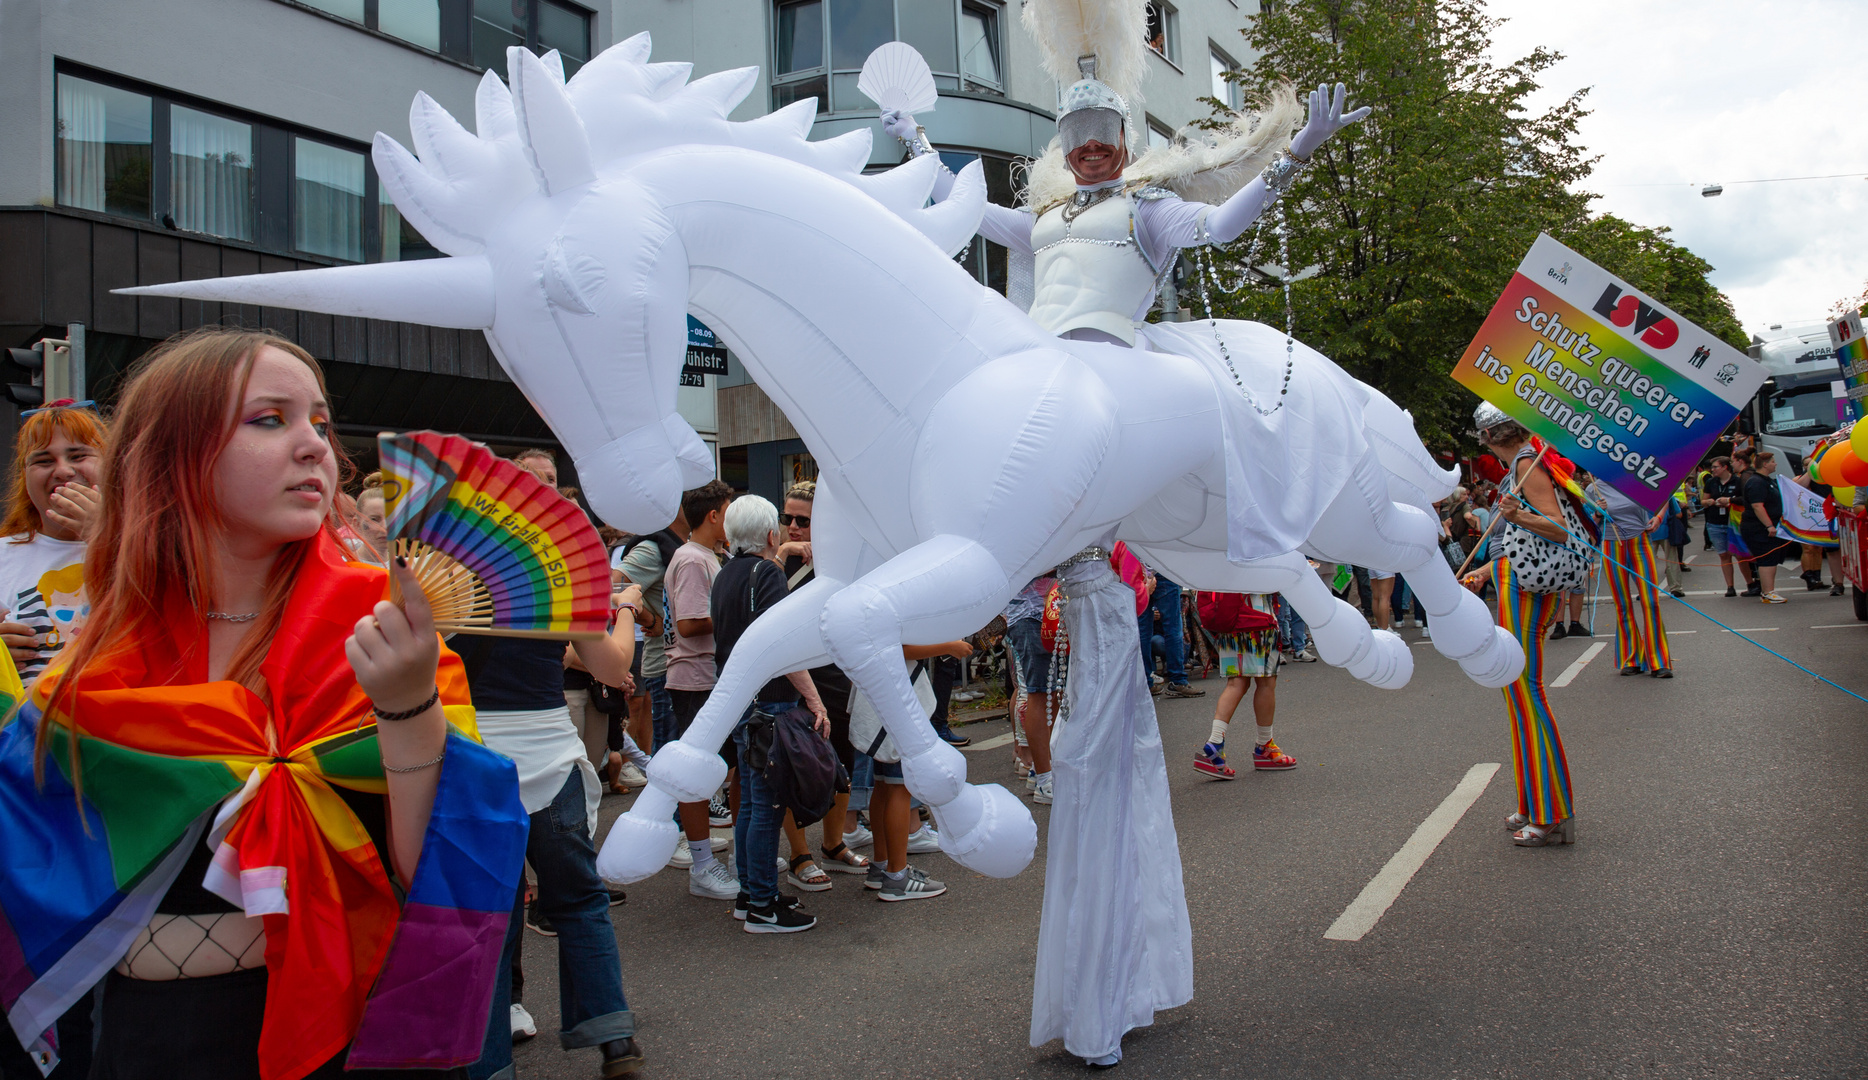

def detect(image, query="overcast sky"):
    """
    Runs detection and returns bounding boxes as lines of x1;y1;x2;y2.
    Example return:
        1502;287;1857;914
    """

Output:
1486;0;1868;338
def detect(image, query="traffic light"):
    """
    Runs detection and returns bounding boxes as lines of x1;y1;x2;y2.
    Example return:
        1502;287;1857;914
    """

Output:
5;325;84;409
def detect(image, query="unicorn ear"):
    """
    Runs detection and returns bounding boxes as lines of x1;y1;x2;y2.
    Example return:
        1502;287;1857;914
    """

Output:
509;47;595;195
909;159;987;257
854;153;940;218
612;31;653;65
538;49;567;84
114;257;497;329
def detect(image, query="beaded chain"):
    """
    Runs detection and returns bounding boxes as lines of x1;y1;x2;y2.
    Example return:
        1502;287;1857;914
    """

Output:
1192;177;1304;417
1041;546;1116;728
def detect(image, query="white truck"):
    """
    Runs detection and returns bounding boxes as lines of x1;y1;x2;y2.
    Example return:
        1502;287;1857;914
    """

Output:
1744;322;1850;473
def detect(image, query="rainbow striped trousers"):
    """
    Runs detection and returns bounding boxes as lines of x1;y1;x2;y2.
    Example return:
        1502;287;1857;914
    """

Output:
1494;558;1573;825
1602;533;1671;673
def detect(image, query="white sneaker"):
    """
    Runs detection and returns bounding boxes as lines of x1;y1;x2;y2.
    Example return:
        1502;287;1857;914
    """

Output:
510;1002;537;1042
689;859;740;900
1032;775;1054;805
842;825;873;849
708;834;731;853
905;824;941;854
667;844;693;869
616;762;649;789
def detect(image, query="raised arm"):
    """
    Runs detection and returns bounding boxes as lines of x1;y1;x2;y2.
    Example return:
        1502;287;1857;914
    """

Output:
882;109;1035;255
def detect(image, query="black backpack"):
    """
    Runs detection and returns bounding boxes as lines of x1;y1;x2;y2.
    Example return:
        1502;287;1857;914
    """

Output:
747;706;842;829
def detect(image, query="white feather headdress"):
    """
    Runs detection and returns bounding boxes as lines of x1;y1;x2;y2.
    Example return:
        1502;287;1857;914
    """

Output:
1021;0;1150;114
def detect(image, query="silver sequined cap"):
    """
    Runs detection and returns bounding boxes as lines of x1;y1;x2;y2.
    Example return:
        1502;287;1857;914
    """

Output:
1473;400;1512;431
1060;77;1129;122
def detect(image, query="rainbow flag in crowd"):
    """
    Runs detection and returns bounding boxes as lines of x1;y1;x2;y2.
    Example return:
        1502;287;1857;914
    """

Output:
1776;475;1840;548
0;537;526;1078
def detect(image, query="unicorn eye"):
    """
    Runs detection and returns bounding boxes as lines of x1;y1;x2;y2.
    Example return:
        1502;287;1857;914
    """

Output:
543;238;604;315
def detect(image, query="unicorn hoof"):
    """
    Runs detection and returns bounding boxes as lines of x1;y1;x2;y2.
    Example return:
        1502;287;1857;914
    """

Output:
1459;626;1525;688
1346;629;1413;689
595;799;682;884
931;783;1036;879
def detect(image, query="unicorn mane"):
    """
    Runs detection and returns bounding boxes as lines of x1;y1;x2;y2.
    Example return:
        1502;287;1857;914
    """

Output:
377;34;984;260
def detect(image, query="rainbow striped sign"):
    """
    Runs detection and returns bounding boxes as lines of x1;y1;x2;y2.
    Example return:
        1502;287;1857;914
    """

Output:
1453;234;1766;512
1827;310;1867;423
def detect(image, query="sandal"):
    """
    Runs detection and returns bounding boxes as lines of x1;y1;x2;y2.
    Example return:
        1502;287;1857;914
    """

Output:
1511;818;1576;847
786;853;832;892
819;842;870;874
1504;812;1529;832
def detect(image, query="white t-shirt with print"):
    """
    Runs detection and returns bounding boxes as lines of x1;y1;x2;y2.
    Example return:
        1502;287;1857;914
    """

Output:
0;533;88;681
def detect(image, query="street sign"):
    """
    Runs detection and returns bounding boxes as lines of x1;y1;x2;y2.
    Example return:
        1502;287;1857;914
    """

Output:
1827;310;1866;423
685;315;728;378
1452;234;1765;511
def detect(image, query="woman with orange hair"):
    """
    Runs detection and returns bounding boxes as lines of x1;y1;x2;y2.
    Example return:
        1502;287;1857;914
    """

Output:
0;328;526;1079
0;402;106;682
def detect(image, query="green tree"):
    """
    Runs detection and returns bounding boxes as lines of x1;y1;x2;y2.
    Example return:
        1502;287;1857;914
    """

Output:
1204;0;1740;447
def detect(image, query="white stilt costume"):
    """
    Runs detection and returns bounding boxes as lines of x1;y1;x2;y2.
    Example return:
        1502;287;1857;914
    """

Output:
884;2;1369;1063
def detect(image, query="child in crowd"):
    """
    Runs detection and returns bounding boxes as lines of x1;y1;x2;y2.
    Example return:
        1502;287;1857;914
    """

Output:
1195;592;1294;779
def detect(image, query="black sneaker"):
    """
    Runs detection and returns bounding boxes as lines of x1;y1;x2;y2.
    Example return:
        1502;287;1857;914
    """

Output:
1743;584;1762;597
743;898;816;934
600;1035;645;1077
607;887;627;907
525;898;557;937
1567;621;1590;637
708;794;733;829
735;891;805;921
1549;622;1568;640
1725;587;1738;598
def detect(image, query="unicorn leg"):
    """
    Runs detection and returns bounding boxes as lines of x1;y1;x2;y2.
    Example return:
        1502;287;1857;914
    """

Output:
820;534;1038;879
595;576;838;885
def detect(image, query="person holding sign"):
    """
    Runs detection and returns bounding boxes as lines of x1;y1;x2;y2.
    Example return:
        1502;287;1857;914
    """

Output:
1464;403;1590;847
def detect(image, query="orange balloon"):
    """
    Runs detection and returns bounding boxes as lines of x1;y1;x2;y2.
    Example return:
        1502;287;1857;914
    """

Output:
1839;446;1868;487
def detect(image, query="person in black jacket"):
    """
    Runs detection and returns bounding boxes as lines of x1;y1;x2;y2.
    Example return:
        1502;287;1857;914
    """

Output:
712;495;830;933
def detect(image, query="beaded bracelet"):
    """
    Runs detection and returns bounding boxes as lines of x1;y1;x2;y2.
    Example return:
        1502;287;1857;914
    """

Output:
374;686;440;723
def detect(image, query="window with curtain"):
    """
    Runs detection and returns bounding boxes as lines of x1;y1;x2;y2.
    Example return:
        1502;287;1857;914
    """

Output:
295;138;365;262
379;0;441;51
959;4;1000;88
55;74;152;219
170;106;254;241
537;0;589;77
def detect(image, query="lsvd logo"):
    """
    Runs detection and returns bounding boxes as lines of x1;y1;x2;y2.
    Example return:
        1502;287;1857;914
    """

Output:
1593;284;1680;350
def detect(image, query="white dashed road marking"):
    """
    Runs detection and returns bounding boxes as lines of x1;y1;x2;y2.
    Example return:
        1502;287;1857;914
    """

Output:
1325;763;1500;942
1550;642;1607;688
961;732;1015;752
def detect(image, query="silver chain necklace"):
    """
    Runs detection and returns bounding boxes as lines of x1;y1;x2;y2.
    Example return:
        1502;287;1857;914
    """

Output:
1192;204;1299;417
207;611;261;623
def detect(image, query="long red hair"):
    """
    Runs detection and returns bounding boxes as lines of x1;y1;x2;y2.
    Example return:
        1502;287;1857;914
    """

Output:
1;406;109;542
37;329;352;783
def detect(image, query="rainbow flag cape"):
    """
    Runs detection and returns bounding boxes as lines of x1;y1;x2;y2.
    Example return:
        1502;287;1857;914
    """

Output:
0;536;525;1079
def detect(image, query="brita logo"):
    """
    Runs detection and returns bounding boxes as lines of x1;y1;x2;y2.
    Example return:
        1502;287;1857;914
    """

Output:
1593;284;1680;350
1547;261;1572;285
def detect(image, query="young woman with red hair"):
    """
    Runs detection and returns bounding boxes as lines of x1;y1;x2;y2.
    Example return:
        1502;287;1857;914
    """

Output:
0;328;526;1079
0;403;106;682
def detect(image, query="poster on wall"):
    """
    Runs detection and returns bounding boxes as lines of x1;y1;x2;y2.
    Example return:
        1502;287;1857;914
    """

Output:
1827;310;1867;423
1452;233;1767;511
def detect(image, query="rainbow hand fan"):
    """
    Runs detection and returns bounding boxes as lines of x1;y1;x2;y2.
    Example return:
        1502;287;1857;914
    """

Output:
377;431;611;639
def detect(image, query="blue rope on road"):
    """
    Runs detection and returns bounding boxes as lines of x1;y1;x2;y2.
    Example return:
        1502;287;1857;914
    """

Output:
1500;500;1868;707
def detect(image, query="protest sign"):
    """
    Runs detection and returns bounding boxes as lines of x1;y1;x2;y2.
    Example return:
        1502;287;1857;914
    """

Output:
1453;234;1766;511
1827;310;1867;423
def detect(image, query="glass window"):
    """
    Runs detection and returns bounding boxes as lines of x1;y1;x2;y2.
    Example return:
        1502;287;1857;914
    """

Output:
1146;2;1177;64
828;0;891;70
299;0;365;21
899;0;956;74
1147;122;1173;151
295;138;366;262
379;0;441;51
1210;50;1242;108
1763;385;1838;436
170;106;254;242
960;4;1000;87
772;75;828;114
473;0;528;76
54;74;152;220
537;0;590;77
776;1;825;74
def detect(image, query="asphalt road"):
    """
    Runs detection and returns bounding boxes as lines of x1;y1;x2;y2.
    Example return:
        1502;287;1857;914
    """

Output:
513;576;1868;1080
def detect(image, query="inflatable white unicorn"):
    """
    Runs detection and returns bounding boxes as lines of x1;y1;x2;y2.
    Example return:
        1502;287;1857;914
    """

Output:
124;36;1522;885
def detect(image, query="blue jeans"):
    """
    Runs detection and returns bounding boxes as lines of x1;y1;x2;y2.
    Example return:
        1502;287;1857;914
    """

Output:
732;701;795;906
1276;594;1308;654
1392;576;1429;625
848;753;875;814
1140;574;1186;685
469;772;633;1080
642;674;675;750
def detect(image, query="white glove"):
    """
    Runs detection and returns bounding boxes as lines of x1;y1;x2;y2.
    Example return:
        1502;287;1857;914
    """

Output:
1289;82;1371;161
880;108;922;146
